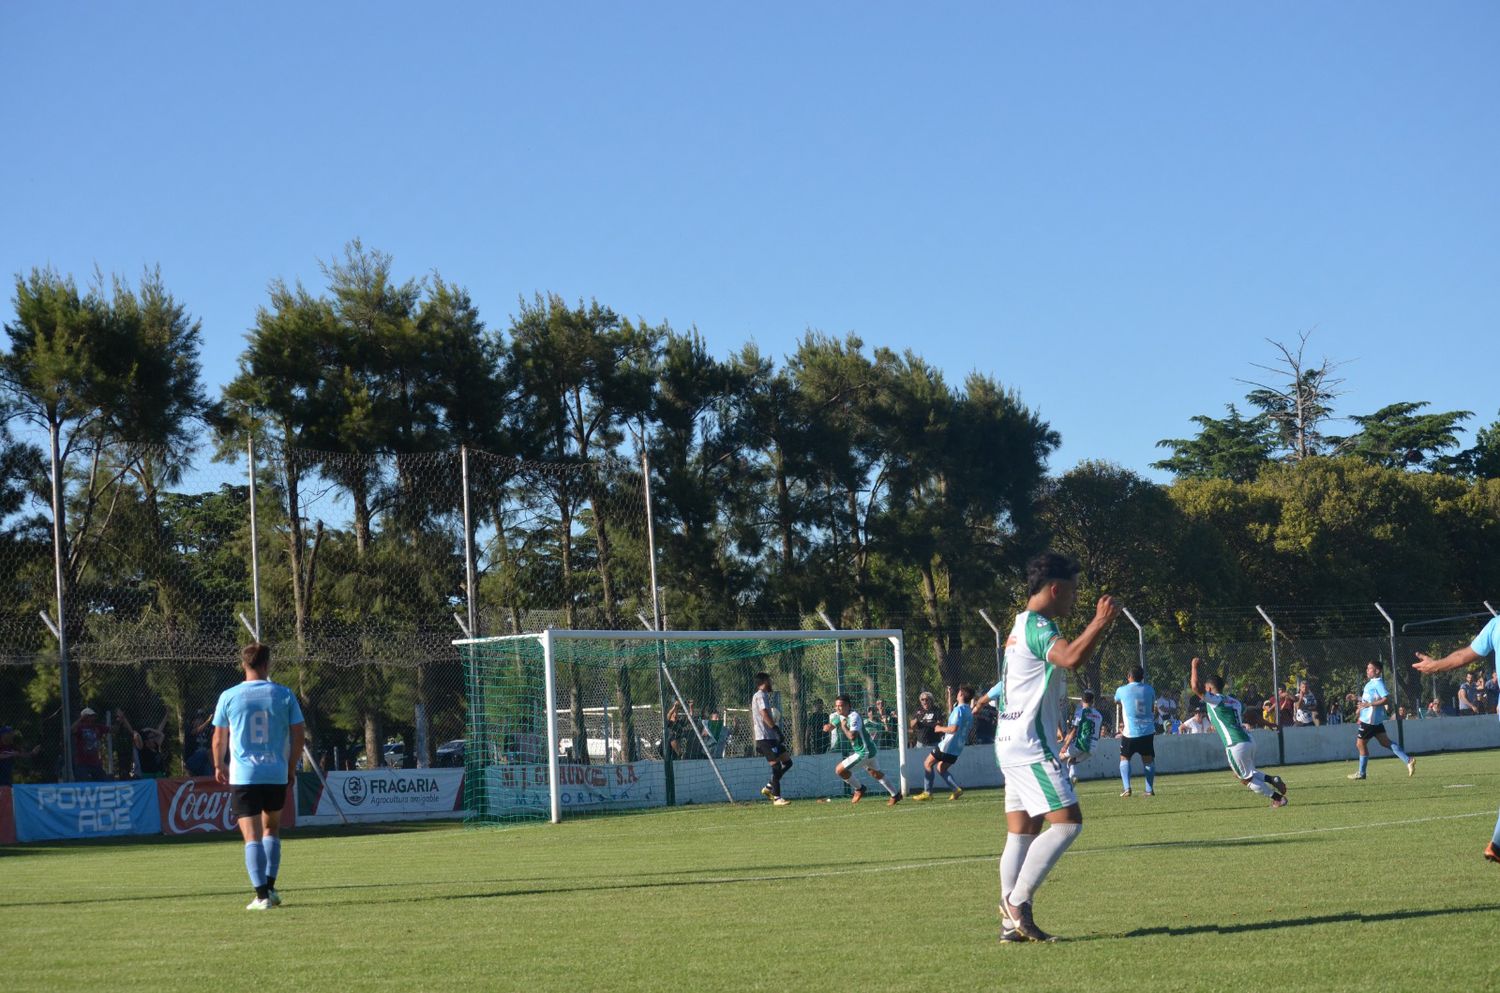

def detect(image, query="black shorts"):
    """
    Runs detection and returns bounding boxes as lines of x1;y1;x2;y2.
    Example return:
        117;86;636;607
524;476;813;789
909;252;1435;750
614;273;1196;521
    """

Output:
230;783;287;819
1356;722;1387;742
1120;734;1155;760
929;749;959;765
755;739;788;761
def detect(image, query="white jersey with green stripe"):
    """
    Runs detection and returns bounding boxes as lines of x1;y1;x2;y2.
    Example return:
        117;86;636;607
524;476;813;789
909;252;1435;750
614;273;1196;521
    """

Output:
1202;690;1251;746
1070;706;1104;753
830;710;877;756
988;610;1065;767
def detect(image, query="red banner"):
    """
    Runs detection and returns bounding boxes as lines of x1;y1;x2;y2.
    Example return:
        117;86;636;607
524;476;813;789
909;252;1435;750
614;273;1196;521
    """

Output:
0;787;14;844
156;777;296;835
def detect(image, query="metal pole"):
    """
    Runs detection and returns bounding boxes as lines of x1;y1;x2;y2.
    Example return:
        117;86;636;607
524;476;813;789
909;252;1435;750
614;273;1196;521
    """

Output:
1120;607;1147;679
641;448;673;804
541;629;562;824
891;634;909;796
1486;602;1498;617
1255;606;1285;765
641;448;663;632
247;435;263;640
48;422;74;777
978;609;1003;684
1375;603;1403;747
817;610;843;696
461;446;478;639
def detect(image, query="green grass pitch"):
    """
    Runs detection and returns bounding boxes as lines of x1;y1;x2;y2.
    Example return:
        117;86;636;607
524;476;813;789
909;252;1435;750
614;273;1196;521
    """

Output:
7;752;1500;993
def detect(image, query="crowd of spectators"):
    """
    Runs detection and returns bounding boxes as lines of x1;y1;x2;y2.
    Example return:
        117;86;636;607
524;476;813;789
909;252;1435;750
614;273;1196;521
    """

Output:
0;704;220;785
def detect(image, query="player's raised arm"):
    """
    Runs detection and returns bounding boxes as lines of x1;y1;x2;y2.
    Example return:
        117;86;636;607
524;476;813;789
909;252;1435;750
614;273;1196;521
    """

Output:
1048;595;1122;671
1414;645;1482;675
1189;657;1205;697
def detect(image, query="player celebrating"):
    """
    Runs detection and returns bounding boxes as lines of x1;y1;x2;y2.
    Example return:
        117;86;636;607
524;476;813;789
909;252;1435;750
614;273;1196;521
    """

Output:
1188;657;1288;808
211;642;304;910
1113;666;1157;797
981;552;1120;943
1347;660;1415;781
1414;614;1499;861
752;672;793;806
1059;690;1104;785
912;686;974;801
824;696;901;805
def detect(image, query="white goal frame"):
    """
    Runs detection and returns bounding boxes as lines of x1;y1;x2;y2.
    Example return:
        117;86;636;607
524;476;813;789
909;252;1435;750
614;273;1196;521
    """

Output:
455;628;908;824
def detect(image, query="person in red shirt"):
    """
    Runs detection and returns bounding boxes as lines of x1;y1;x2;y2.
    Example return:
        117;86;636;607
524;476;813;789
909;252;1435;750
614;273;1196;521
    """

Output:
70;708;109;781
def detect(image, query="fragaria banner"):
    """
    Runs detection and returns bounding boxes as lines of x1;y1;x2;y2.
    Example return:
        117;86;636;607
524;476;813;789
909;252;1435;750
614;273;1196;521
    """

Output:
0;787;15;845
310;769;463;817
157;777;296;835
12;781;161;842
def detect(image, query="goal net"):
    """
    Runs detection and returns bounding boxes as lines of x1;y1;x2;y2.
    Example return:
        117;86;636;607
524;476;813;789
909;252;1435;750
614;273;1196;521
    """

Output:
457;629;908;824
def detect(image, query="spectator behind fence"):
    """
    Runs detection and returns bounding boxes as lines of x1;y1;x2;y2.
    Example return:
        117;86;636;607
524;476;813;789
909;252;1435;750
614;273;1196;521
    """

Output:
118;713;169;779
1293;680;1317;726
1475;678;1491;716
910;691;942;748
871;699;898;749
972;698;997;744
185;708;215;776
1275;688;1295;727
1487;671;1499;714
1180;709;1210;734
70;707;109;781
0;725;42;786
1426;698;1443;719
1458;673;1481;716
1154;691;1178;732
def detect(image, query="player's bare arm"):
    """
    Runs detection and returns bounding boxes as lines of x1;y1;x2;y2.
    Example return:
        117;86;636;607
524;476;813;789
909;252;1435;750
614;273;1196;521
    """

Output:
212;725;229;785
1414;646;1482;675
1048;596;1122;671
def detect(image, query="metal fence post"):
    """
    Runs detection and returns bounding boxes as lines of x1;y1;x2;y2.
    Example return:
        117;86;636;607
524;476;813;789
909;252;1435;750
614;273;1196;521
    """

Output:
1255;605;1285;765
47;422;74;778
978;609;1003;684
247;435;263;641
1120;608;1147;679
1374;603;1403;748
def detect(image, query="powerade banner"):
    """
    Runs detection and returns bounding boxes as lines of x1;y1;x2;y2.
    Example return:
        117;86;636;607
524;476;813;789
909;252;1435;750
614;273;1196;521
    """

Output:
483;762;663;816
157;777;296;835
309;769;464;817
12;781;161;842
0;787;14;844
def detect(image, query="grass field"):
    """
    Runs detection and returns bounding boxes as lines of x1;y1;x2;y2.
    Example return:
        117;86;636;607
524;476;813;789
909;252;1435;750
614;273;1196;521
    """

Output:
7;751;1500;993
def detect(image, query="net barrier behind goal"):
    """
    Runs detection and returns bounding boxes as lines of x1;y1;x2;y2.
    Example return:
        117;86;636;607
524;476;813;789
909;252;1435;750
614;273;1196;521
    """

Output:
459;630;907;824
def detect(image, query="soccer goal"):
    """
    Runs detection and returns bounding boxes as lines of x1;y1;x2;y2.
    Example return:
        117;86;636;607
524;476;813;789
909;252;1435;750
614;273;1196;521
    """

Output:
456;628;909;824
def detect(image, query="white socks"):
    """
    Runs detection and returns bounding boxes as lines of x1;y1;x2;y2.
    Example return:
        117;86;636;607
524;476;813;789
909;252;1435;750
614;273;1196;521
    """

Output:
1246;772;1275;798
1010;822;1082;905
999;832;1035;907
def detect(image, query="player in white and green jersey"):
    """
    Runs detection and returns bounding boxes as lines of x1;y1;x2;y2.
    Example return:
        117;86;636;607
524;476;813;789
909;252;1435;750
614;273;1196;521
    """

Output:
1059;690;1103;785
973;552;1120;943
823;695;901;806
1189;657;1288;808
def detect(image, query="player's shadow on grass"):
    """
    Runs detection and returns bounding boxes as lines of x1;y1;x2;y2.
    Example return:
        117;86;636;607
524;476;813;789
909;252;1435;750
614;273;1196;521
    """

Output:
1098;903;1500;939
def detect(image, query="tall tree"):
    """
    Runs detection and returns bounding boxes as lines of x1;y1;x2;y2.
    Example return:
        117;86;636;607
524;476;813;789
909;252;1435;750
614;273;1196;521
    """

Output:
1241;331;1345;461
1153;404;1275;482
1338;402;1471;471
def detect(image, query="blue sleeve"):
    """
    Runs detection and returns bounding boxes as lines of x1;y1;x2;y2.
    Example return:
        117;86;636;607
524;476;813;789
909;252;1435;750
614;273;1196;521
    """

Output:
1472;618;1499;659
1113;686;1124;703
211;690;230;729
286;687;305;725
985;681;1003;701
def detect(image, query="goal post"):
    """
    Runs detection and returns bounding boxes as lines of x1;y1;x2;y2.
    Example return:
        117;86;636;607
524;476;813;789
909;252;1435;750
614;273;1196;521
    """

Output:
457;628;908;825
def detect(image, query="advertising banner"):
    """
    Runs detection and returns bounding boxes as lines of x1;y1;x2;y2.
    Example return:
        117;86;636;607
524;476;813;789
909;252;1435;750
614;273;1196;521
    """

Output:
0;787;14;844
483;761;663;816
12;781;161;842
157;777;296;835
310;768;464;818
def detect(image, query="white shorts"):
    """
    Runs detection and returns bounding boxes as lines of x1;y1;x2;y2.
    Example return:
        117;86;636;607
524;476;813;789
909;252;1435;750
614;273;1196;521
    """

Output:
1060;746;1093;766
1002;760;1078;815
838;751;881;775
1224;741;1258;780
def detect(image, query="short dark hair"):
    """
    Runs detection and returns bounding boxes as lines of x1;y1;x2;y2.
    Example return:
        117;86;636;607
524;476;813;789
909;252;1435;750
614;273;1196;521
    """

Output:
1205;673;1223;692
754;672;771;687
1081;690;1095;703
1026;552;1081;595
241;642;270;670
1368;660;1383;672
834;694;852;706
957;685;974;702
1129;665;1145;682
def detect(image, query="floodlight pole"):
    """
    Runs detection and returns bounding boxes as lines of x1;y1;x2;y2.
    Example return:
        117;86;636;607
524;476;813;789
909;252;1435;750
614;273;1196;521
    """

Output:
1120;607;1147;679
1255;606;1286;765
978;609;1003;683
817;610;843;695
46;422;74;778
1374;603;1404;749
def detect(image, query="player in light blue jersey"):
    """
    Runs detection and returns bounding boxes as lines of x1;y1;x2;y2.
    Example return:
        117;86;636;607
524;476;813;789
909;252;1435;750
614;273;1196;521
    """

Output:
1415;616;1498;862
212;643;305;911
1346;660;1414;781
1113;667;1157;797
911;686;974;801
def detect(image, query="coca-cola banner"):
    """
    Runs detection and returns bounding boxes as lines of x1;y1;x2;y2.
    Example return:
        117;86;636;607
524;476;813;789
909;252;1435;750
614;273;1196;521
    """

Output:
156;777;297;835
308;769;464;818
0;787;15;844
12;781;161;842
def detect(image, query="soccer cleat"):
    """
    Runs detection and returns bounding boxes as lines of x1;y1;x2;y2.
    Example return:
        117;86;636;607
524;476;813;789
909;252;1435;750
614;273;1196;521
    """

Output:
1407;758;1416;777
1144;790;1155;797
1347;773;1365;780
999;926;1028;943
1270;794;1288;808
760;785;774;799
1004;899;1057;943
910;791;932;802
1120;788;1132;798
851;785;867;804
1485;842;1500;864
772;796;791;807
1269;775;1288;796
949;787;964;801
887;791;902;806
267;888;282;907
246;897;273;911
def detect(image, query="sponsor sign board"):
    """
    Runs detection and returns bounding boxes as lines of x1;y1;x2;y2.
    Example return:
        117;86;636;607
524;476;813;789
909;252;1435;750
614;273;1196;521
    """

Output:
482;762;663;816
13;781;161;842
157;777;297;835
312;769;464;817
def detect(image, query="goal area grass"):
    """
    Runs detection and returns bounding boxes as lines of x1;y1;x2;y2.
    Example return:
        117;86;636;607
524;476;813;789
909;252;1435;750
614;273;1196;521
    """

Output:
7;751;1500;993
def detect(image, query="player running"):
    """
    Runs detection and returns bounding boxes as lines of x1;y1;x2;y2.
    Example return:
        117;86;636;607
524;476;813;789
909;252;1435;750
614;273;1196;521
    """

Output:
1188;657;1288;808
211;642;305;910
1346;660;1415;781
823;696;901;805
751;672;793;806
979;552;1120;943
1059;690;1104;785
912;686;974;801
1414;614;1499;862
1113;666;1157;797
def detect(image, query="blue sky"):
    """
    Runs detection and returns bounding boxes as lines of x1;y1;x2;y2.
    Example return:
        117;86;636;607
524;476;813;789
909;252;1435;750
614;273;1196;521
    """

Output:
2;2;1495;478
